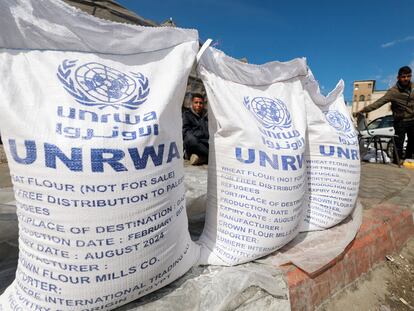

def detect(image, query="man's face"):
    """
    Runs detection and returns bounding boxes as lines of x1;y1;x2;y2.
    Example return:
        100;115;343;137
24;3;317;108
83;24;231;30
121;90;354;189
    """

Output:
192;97;204;114
398;72;412;87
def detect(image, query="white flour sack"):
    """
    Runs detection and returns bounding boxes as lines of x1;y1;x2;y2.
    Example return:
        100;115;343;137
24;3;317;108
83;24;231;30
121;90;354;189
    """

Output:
196;47;308;265
300;73;360;232
0;1;200;310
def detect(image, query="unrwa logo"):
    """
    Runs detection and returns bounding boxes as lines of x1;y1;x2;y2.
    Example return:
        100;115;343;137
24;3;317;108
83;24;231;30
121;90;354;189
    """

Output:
57;60;150;110
324;110;351;132
243;96;292;130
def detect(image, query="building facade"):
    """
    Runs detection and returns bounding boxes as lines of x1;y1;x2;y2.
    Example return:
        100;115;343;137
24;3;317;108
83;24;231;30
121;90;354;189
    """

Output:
62;0;207;110
351;80;391;123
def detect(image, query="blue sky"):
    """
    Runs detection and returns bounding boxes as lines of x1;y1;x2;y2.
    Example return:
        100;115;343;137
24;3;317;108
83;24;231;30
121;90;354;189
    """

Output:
117;0;414;103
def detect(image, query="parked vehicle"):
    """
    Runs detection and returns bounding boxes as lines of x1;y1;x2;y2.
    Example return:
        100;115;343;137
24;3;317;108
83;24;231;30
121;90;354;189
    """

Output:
359;115;394;138
359;115;407;159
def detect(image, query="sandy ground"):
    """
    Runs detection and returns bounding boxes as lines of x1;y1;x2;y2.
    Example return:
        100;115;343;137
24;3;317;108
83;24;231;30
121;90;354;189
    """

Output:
318;236;414;311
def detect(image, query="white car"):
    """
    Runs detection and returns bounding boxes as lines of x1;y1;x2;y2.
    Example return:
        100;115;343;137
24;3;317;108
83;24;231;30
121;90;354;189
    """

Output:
359;115;395;137
359;115;407;159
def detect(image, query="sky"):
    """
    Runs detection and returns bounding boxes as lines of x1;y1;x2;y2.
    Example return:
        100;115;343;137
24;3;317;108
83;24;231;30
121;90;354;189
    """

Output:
117;0;414;103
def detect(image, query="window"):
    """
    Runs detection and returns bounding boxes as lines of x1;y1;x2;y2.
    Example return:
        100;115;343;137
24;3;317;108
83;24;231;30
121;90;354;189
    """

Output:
354;95;357;101
359;95;365;101
380;116;394;128
354;84;359;90
367;118;383;130
368;83;372;88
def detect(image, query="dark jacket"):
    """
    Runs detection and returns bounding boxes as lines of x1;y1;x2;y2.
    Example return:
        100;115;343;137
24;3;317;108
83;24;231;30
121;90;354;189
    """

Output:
182;108;209;144
362;82;414;122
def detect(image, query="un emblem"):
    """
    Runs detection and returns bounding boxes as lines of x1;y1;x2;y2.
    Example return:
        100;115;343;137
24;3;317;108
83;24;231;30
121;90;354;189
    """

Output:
243;96;292;130
57;60;149;109
324;110;351;132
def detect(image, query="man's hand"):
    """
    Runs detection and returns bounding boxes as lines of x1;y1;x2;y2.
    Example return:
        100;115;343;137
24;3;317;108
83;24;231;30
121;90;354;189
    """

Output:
352;111;362;118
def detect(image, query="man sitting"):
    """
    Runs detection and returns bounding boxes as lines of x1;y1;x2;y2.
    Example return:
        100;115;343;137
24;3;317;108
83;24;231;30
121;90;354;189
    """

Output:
182;93;209;165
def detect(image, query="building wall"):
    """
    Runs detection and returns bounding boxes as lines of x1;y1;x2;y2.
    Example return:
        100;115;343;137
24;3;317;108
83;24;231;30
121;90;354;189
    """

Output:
365;91;391;122
351;80;392;123
62;0;157;26
62;0;207;110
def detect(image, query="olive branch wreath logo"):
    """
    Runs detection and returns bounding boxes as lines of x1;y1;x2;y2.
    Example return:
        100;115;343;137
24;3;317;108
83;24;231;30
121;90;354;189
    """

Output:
324;110;352;133
57;59;150;110
243;96;292;130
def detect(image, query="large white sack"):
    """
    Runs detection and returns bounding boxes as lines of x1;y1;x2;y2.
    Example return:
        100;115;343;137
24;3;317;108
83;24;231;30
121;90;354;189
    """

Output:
0;1;200;310
196;47;308;266
300;73;360;231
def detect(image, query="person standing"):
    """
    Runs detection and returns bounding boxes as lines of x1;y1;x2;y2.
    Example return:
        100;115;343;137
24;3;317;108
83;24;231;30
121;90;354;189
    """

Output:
182;93;209;165
353;66;414;162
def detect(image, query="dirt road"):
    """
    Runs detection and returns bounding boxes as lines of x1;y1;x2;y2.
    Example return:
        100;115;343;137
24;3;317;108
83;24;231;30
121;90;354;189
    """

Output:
319;236;414;311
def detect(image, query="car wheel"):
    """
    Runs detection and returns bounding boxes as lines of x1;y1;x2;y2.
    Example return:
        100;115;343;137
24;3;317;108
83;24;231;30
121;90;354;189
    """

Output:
386;140;395;162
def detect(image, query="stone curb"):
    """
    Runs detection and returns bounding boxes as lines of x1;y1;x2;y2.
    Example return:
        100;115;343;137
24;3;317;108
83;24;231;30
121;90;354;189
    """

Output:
281;204;414;311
